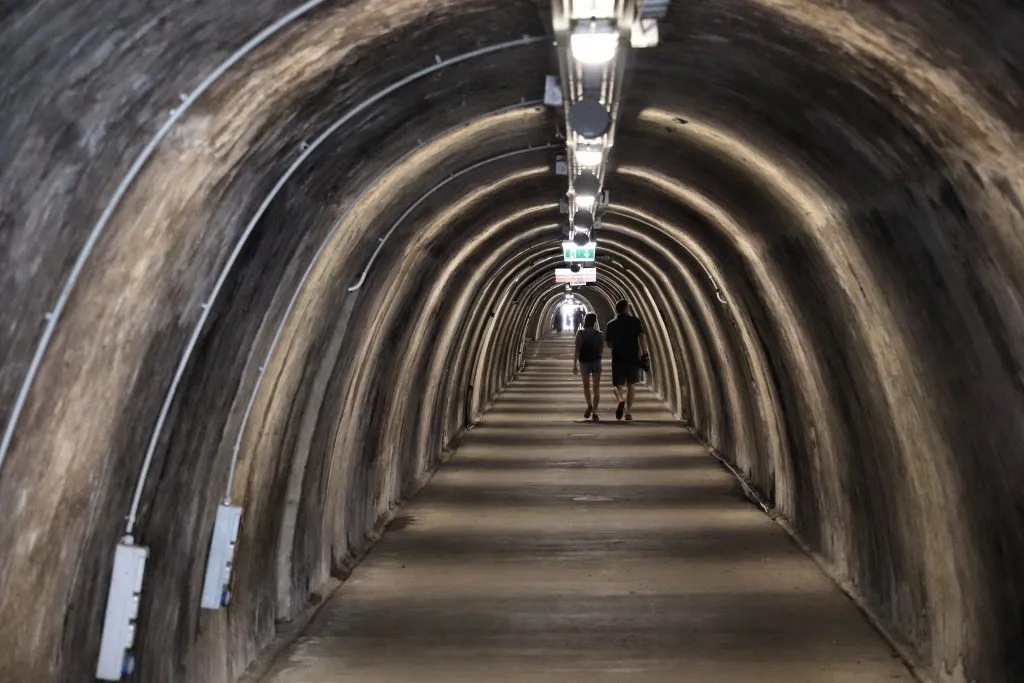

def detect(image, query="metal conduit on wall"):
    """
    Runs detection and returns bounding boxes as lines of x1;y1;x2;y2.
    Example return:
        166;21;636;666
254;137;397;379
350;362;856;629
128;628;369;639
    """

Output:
125;43;549;537
2;1;1022;681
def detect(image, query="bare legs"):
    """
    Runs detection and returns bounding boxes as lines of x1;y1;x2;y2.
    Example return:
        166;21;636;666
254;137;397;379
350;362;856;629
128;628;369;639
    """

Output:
612;382;635;419
581;373;601;413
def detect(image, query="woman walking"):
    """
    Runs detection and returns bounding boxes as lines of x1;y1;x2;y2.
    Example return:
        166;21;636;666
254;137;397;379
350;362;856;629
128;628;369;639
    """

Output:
572;313;604;421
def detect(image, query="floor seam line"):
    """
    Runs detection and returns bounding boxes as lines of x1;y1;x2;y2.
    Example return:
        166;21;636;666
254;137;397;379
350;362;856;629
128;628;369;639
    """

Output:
688;427;932;683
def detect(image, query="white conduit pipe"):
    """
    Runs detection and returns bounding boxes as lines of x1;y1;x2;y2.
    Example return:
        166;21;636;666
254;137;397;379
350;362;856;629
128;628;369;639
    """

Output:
0;0;332;474
222;107;545;502
122;36;545;534
603;209;728;304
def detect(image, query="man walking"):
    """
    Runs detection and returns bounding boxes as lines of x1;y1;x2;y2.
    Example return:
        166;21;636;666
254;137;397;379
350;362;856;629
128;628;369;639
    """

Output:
604;299;650;421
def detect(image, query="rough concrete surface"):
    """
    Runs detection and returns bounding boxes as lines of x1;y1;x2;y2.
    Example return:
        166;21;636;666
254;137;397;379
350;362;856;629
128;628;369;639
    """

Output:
257;338;912;683
0;0;1023;682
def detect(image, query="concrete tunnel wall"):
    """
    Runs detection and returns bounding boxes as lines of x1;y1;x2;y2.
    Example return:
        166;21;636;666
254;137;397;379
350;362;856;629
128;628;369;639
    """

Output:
0;0;1023;682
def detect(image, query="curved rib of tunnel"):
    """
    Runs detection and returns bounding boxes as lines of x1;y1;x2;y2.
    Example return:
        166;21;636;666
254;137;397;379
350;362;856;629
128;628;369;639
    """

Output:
1;1;1023;681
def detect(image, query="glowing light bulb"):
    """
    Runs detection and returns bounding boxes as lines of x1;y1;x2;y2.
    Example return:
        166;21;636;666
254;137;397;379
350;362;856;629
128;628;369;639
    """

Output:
576;148;603;167
570;30;618;65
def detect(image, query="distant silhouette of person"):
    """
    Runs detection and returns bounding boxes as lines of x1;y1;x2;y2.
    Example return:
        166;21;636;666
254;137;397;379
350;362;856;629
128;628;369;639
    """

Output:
573;313;603;421
573;307;585;332
604;299;650;421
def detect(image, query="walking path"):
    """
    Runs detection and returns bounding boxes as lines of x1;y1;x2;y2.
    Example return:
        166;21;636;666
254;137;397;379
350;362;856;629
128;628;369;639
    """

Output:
257;336;912;683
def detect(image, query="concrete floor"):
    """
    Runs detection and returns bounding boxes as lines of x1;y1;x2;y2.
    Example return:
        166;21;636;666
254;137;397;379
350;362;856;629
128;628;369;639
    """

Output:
258;336;912;683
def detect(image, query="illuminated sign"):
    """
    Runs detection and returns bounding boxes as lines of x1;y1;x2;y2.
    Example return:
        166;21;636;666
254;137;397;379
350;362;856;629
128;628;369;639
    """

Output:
562;241;596;262
555;267;596;284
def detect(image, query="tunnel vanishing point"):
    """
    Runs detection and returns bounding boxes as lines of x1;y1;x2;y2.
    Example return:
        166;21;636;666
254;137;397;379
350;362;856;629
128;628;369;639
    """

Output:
1;0;1024;681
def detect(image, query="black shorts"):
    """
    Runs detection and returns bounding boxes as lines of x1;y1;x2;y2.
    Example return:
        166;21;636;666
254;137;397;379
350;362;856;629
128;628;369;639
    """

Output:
611;362;640;387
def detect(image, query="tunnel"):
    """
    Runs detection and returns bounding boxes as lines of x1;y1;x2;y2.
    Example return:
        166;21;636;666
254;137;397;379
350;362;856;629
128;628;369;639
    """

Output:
1;0;1024;681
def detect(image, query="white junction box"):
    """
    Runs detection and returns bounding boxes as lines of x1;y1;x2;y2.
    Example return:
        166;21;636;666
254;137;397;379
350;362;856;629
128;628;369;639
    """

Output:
554;152;568;176
543;74;563;107
96;540;148;681
631;18;660;48
201;504;242;610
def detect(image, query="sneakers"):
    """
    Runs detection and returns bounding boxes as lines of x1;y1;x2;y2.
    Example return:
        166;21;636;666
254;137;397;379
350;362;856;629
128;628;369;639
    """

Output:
592;413;600;422
615;401;625;420
624;413;633;422
584;406;593;419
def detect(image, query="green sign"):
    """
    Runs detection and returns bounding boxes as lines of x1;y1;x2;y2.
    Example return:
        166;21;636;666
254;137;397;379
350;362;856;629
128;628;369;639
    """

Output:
562;241;596;262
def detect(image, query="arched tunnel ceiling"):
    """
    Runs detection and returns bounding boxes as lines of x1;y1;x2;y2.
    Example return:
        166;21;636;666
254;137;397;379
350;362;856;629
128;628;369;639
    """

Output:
1;1;1023;682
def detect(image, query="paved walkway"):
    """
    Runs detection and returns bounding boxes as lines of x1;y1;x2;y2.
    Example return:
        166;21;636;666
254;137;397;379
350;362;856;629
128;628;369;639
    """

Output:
258;336;911;683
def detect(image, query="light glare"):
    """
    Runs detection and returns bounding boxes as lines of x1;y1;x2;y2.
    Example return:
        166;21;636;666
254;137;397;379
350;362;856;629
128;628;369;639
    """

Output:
576;149;603;166
570;0;616;19
570;31;618;65
576;194;596;209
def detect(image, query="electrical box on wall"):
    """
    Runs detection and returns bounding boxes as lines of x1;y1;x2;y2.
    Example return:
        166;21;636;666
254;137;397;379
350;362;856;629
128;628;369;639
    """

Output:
543;74;563;106
96;540;148;681
201;504;242;609
631;18;660;48
554;153;568;176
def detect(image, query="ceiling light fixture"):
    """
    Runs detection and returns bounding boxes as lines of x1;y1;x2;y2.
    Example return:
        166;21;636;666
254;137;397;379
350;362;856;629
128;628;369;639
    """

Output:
568;99;611;138
570;0;616;20
573;210;595;232
576;148;603;167
576;194;596;209
572;231;591;247
570;21;619;65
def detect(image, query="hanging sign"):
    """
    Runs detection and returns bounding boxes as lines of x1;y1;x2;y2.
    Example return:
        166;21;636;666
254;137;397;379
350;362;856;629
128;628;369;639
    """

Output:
555;267;596;284
562;241;596;262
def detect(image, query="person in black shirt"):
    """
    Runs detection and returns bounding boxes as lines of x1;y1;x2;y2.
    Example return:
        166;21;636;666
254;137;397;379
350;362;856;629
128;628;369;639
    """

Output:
572;307;585;332
604;299;650;421
573;313;604;421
